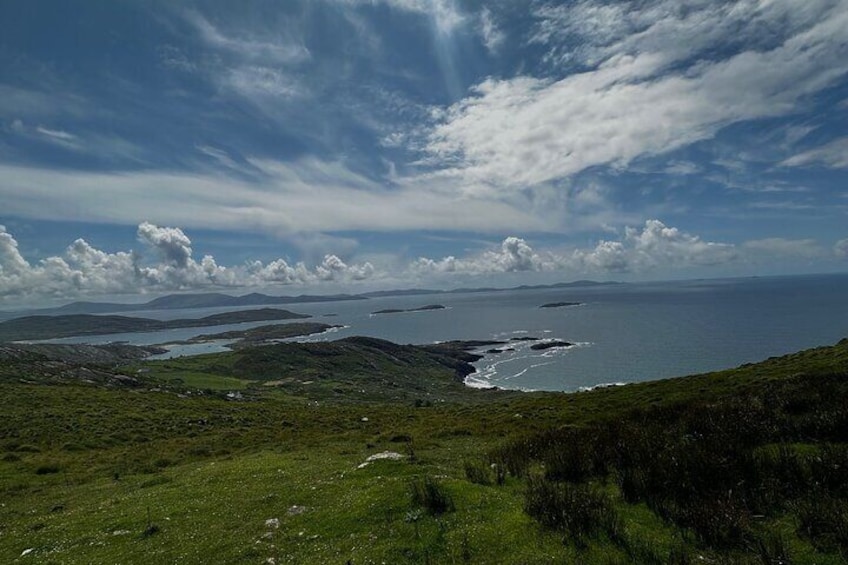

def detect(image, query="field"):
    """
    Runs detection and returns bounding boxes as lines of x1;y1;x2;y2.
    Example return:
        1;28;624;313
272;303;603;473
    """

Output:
1;337;847;563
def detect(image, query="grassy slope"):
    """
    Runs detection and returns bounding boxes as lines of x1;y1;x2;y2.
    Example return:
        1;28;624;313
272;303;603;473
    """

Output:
0;338;846;563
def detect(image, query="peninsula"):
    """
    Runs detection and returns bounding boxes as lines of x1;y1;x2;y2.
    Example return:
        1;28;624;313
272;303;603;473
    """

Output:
0;308;310;342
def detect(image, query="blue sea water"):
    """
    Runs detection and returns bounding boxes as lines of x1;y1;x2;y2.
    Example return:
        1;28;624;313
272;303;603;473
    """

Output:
36;274;848;392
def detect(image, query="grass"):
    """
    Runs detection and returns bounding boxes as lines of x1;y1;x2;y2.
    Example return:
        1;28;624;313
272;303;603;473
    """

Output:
0;338;847;562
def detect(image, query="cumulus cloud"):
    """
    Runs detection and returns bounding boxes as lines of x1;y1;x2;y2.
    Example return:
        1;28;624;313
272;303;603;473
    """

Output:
411;236;558;275
416;0;848;193
137;222;193;268
835;239;848;258
0;223;376;302
413;220;739;276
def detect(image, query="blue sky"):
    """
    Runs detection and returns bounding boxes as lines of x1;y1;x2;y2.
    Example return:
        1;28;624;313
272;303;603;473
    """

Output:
1;0;847;305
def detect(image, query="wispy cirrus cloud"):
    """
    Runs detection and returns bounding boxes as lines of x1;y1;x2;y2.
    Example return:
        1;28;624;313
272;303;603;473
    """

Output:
782;137;848;169
0;157;546;235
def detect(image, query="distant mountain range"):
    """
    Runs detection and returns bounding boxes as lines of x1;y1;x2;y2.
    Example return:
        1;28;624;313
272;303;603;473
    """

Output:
0;280;620;321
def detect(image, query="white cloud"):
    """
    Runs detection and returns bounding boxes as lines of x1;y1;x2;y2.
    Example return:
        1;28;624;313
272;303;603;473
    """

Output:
479;7;504;52
226;66;302;99
412;220;739;276
835;239;848;258
35;126;76;142
186;11;310;64
782;138;848;169
620;219;738;268
137;222;194;268
743;238;825;259
416;0;848;193
0;158;547;235
336;0;465;35
0;223;376;302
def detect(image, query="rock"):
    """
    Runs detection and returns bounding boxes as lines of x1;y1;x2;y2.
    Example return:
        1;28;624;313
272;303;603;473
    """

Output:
539;302;581;309
358;451;404;469
530;341;574;351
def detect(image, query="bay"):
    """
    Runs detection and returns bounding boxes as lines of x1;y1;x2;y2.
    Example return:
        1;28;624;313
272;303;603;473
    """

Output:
37;273;848;392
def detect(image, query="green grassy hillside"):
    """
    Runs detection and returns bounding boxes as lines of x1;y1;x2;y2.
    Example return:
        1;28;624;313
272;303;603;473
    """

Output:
1;338;847;563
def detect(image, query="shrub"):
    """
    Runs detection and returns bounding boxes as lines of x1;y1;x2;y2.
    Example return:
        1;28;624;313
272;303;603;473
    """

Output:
524;476;622;547
795;494;848;555
464;460;492;486
35;463;61;475
410;475;454;515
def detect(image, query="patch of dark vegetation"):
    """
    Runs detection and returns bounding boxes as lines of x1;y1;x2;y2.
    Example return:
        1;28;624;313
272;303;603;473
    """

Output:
491;365;848;555
410;475;455;515
464;460;493;486
35;463;61;475
524;476;623;549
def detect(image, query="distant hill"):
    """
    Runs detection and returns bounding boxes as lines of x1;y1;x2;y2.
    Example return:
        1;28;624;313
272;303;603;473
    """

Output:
0;279;620;320
2;292;367;319
0;308;310;342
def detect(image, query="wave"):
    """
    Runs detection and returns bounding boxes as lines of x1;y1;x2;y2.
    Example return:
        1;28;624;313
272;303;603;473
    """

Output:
577;382;627;392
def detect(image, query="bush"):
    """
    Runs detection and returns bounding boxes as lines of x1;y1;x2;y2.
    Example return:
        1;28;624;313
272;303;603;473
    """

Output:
524;476;622;547
795;494;848;555
35;463;61;475
464;460;492;486
410;475;455;515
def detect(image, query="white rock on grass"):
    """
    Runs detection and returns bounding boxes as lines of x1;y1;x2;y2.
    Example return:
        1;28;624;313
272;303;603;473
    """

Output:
264;518;280;529
357;451;404;469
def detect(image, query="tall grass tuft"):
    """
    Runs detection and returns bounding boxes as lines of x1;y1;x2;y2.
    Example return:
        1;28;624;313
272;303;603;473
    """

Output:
524;475;622;547
410;475;455;515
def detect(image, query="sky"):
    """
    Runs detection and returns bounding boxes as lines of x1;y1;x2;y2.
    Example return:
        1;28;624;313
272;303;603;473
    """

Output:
1;0;847;306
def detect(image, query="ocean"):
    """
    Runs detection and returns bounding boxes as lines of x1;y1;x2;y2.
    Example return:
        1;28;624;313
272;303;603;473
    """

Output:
37;273;848;392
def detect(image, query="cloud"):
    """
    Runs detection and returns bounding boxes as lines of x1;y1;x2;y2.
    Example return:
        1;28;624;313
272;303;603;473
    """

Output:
835;239;848;258
137;222;193;268
411;235;555;275
782;138;848;169
479;8;504;52
0;223;376;302
35;126;77;142
415;0;848;193
412;220;739;276
186;11;310;64
743;238;825;259
336;0;465;35
0;158;547;235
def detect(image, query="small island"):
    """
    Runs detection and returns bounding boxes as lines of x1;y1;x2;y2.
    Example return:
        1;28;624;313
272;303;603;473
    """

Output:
371;304;446;315
539;302;582;309
182;322;342;349
530;340;574;351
